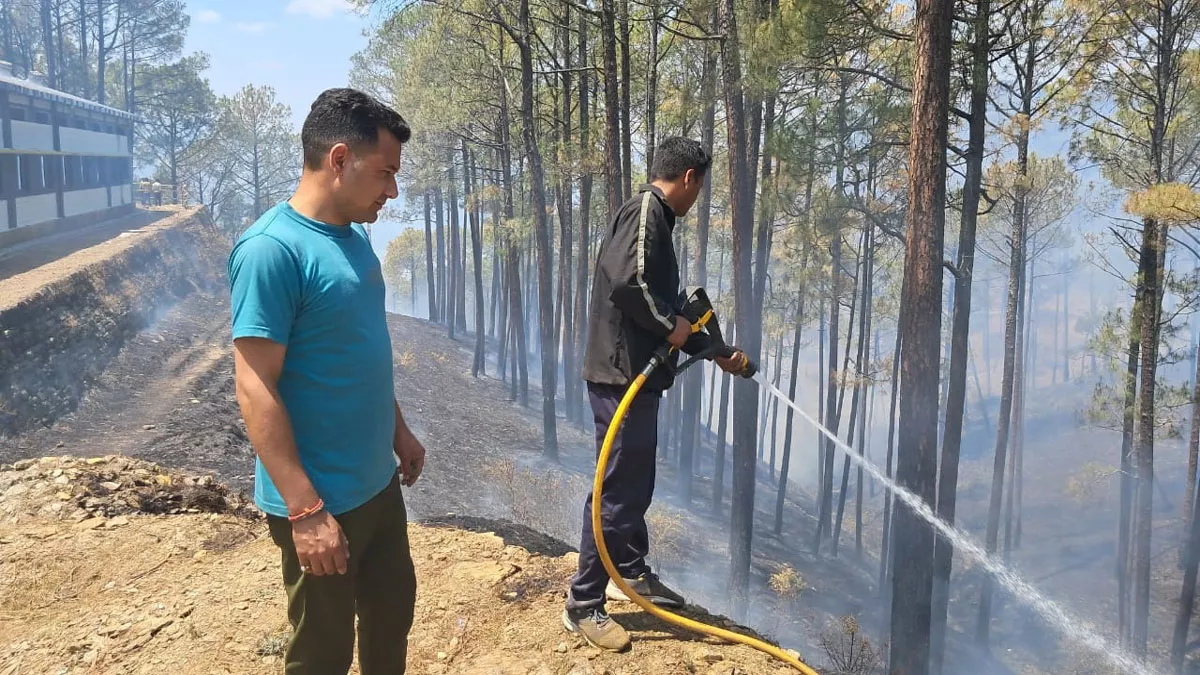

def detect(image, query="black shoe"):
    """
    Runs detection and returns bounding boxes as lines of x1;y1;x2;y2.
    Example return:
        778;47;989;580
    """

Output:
562;607;631;652
605;572;686;608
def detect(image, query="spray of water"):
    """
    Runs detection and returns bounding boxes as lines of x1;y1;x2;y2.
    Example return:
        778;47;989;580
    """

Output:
750;371;1164;675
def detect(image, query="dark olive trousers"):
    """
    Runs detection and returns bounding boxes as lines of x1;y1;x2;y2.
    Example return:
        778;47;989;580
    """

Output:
266;475;417;675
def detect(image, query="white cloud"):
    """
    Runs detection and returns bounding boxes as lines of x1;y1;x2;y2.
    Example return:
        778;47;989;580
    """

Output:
234;21;274;33
285;0;352;19
194;9;221;23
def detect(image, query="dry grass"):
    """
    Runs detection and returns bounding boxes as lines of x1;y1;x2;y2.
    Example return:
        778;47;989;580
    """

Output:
0;529;132;614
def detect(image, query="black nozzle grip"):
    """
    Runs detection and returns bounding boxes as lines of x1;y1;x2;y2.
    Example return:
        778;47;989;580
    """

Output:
715;345;758;379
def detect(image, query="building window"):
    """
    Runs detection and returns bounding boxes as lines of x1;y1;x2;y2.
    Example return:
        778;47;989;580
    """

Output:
42;156;54;189
0;155;16;198
9;107;27;122
63;156;81;189
33;110;50;124
15;155;43;193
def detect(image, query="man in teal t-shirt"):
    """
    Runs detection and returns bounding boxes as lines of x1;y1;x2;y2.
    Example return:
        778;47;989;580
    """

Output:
229;87;426;675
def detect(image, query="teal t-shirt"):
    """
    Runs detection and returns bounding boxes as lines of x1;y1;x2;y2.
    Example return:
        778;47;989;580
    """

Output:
228;201;397;518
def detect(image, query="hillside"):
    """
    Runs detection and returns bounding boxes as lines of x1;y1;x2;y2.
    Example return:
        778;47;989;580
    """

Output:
0;455;805;675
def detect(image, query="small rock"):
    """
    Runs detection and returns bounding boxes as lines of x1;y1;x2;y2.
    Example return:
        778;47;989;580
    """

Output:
53;475;69;486
262;655;278;665
436;651;448;661
4;483;29;498
75;517;106;531
143;424;156;431
554;642;568;654
100;481;121;491
85;458;108;465
108;516;130;527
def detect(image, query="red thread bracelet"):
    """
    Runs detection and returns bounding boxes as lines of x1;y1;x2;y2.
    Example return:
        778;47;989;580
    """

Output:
288;498;325;523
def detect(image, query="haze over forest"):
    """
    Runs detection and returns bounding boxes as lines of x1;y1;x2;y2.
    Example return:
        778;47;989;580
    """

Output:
7;0;1200;673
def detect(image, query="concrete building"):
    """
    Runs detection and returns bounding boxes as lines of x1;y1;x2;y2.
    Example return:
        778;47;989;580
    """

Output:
0;61;135;244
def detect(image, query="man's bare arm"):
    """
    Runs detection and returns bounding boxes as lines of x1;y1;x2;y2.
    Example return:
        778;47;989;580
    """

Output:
393;398;426;486
234;337;320;513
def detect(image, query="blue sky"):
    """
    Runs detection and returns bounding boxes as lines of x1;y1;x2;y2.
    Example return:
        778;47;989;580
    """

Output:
184;0;372;129
183;0;412;251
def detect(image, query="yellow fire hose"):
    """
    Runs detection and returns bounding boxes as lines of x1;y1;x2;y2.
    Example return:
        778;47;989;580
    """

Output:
589;310;820;674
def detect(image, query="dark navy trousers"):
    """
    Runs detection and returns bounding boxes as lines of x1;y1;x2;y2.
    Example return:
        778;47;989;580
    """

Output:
567;381;661;610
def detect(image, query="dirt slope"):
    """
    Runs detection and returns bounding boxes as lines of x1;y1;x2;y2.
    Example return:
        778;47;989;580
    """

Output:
0;456;807;675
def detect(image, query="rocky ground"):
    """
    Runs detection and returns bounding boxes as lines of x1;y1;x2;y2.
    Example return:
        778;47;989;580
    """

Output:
0;455;806;675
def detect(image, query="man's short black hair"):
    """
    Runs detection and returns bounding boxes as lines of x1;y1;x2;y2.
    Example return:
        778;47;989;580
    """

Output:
302;88;411;170
650;136;711;181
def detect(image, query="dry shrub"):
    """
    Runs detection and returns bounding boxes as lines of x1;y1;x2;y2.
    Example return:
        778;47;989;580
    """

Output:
1065;462;1117;504
820;615;882;675
484;458;582;543
768;563;808;601
255;625;292;657
646;507;686;572
399;349;417;369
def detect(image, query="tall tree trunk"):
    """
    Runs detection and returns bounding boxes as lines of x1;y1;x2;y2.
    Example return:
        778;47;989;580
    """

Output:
96;0;106;104
834;231;872;557
39;0;57;88
601;0;622;217
1187;339;1200;555
448;159;461;340
854;233;874;558
435;187;447;324
1063;260;1071;382
466;143;486;377
713;323;735;512
879;323;903;593
572;6;593;426
1006;254;1030;555
977;134;1029;650
1119;297;1141;644
557;8;576;420
719;0;760;616
889;0;951;670
644;0;659;177
425;193;437;322
682;33;718;501
816;82;849;552
1;0;14;66
1132;217;1167;654
1172;468;1200;673
517;0;559;459
619;0;632;198
775;260;809;534
930;0;987;664
508;243;530;407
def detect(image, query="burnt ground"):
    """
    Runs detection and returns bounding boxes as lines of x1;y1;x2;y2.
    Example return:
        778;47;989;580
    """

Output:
0;291;883;667
1;287;1192;674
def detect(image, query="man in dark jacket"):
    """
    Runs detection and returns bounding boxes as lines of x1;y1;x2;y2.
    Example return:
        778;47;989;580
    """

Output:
564;137;746;651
